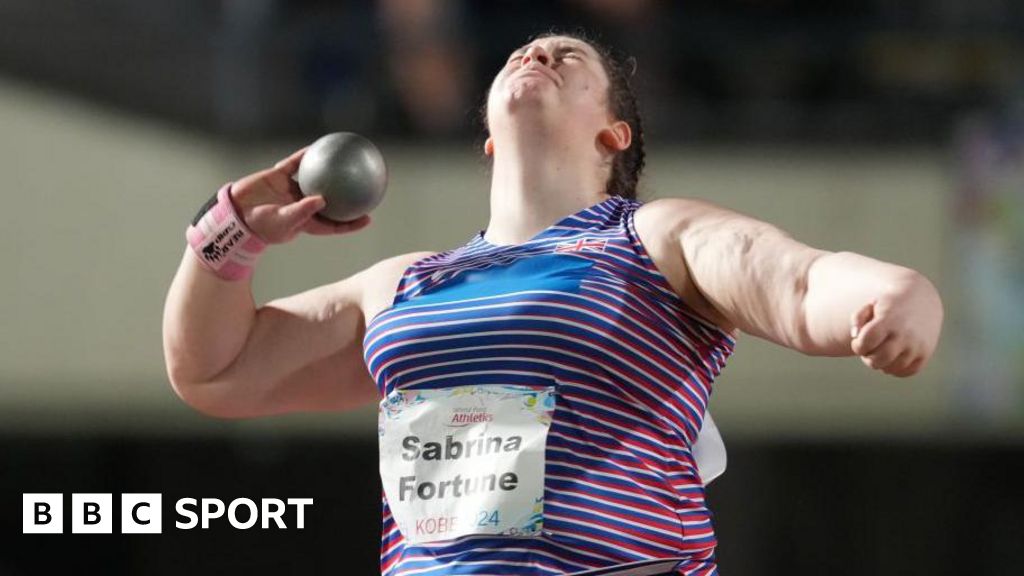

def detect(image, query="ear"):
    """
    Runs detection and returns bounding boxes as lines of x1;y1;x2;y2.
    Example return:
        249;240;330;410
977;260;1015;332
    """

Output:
598;120;632;153
484;137;495;156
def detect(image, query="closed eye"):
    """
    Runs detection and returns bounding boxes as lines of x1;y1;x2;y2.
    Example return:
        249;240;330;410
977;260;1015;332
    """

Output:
504;45;583;67
553;48;583;64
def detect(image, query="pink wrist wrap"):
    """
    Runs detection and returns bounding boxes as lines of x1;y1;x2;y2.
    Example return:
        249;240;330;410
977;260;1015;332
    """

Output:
186;183;266;281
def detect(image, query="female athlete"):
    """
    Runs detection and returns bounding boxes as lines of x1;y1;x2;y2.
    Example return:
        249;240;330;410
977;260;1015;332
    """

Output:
163;32;944;576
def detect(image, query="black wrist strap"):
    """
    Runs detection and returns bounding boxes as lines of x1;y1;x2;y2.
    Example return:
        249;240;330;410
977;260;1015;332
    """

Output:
191;191;220;226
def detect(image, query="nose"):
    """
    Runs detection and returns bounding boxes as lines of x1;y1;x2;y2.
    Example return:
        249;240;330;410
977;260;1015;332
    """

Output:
521;44;550;67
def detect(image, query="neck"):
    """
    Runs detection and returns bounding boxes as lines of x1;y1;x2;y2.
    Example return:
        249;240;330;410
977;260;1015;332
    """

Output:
484;124;608;246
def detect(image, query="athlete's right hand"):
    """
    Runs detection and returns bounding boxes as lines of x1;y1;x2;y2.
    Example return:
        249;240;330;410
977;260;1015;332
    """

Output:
229;147;371;244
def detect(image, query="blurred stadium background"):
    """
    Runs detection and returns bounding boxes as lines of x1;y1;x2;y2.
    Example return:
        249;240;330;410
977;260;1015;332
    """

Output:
1;1;1022;574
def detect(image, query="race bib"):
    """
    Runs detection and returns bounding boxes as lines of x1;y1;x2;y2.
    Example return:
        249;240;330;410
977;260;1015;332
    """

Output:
378;385;556;544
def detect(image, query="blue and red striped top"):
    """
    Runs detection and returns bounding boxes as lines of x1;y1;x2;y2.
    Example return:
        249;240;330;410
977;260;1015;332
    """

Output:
363;195;735;575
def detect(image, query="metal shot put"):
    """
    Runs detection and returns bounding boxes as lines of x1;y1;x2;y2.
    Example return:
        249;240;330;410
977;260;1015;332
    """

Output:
297;132;387;223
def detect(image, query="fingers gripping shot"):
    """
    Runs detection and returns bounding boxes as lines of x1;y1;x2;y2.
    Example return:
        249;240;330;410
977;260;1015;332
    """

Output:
183;140;377;281
162;31;944;576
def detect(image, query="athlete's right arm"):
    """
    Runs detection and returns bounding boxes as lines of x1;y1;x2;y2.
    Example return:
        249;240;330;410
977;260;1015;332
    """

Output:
162;148;382;418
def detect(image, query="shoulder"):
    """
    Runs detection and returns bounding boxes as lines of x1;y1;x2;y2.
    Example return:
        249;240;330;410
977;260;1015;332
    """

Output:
357;251;438;320
633;197;737;333
635;197;724;229
364;251;438;278
632;196;735;260
358;250;438;294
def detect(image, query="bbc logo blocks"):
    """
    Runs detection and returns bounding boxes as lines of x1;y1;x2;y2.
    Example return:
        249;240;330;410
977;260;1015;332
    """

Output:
23;494;311;533
122;493;162;534
24;493;162;534
72;493;112;533
22;493;63;534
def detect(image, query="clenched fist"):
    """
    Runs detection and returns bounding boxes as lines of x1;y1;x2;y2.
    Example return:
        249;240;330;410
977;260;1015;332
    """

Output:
850;274;943;377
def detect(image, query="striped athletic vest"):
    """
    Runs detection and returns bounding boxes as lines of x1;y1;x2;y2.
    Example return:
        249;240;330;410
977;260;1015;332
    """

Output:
363;195;735;575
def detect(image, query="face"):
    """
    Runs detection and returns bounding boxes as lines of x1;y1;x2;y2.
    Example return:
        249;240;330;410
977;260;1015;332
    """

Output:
485;35;621;149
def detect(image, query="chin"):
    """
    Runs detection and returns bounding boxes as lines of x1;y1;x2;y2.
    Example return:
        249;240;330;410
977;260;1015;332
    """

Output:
505;85;555;112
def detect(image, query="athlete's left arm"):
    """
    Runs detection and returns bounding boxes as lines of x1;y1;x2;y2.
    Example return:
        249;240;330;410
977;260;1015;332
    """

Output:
640;198;943;377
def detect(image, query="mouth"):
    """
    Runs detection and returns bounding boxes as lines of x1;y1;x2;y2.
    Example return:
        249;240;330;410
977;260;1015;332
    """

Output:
514;65;560;86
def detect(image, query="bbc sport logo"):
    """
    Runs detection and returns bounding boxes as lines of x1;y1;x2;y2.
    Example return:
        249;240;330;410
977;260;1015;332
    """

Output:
23;493;313;534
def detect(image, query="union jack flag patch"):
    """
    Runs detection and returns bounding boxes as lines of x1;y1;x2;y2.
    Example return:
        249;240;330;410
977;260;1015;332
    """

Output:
554;238;608;253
